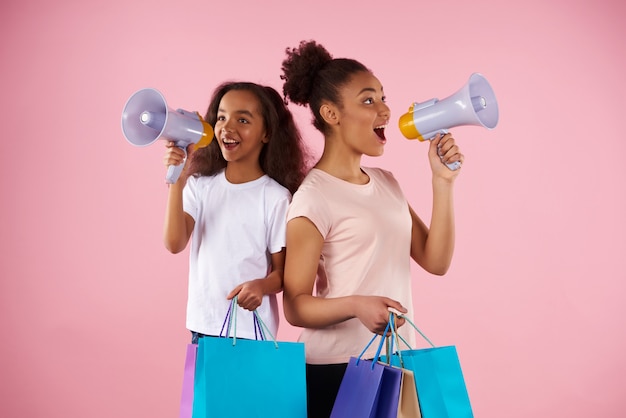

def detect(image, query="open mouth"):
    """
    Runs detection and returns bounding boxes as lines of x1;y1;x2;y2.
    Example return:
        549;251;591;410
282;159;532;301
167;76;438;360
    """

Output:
374;125;386;141
222;137;240;150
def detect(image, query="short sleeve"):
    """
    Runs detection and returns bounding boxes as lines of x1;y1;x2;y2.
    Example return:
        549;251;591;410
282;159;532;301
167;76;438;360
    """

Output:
182;176;199;221
287;187;332;239
266;191;290;254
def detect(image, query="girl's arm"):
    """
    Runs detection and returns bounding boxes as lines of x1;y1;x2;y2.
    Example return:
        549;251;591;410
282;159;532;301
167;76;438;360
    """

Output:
409;133;462;275
227;249;285;311
283;217;407;335
163;142;195;254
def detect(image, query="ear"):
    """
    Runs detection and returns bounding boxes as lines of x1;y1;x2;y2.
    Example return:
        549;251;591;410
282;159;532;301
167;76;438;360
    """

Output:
261;130;269;144
320;103;339;126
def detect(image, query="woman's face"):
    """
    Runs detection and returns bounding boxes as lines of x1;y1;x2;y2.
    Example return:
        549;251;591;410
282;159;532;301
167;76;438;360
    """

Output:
214;89;268;167
333;71;391;157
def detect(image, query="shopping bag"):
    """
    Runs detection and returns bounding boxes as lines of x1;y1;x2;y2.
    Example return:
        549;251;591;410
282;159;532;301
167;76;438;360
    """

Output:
192;298;307;418
384;315;474;418
397;368;421;418
330;319;403;418
330;357;402;418
179;343;197;418
384;314;421;418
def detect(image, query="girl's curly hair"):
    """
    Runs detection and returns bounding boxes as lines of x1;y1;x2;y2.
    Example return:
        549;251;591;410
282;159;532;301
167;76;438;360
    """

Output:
187;81;309;194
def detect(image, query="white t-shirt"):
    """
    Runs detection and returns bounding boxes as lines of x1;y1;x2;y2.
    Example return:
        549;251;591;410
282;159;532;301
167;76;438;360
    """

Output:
183;170;290;339
287;167;416;364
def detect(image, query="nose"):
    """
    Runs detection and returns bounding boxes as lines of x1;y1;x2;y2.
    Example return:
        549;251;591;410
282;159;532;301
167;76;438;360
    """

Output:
379;102;391;119
221;122;234;133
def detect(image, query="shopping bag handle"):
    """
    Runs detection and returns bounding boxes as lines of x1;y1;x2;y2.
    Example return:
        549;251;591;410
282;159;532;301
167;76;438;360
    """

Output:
356;318;394;370
386;313;403;367
387;308;436;349
381;312;436;368
218;297;279;348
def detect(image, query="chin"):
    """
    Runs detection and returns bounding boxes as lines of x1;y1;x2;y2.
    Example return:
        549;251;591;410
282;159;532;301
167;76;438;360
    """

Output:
365;148;385;158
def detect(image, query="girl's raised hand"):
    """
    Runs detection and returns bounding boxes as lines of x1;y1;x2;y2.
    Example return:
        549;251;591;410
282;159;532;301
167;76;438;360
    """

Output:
163;141;195;183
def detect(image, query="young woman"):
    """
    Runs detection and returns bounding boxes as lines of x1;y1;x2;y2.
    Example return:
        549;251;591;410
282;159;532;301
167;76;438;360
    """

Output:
280;40;464;417
163;81;308;343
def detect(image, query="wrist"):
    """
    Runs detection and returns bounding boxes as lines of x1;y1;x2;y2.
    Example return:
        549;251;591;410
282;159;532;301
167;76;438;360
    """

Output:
432;176;455;189
346;295;361;320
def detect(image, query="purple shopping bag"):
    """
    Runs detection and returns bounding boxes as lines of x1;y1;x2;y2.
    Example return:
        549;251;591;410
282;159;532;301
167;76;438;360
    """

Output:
330;320;403;418
330;357;402;418
179;343;197;418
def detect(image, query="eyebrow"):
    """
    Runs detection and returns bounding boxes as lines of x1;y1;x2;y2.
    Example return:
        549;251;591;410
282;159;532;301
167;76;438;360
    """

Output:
217;108;256;118
357;86;385;96
357;87;376;95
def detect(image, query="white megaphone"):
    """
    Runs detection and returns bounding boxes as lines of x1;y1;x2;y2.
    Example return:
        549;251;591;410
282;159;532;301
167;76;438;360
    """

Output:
398;73;499;170
121;88;214;183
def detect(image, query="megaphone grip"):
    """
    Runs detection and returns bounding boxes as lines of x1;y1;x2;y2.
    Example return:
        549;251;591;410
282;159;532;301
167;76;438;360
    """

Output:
166;163;185;184
165;147;187;184
438;129;461;171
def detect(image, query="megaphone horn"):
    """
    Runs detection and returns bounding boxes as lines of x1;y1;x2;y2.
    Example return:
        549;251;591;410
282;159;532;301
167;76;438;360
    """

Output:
398;73;499;170
121;88;214;183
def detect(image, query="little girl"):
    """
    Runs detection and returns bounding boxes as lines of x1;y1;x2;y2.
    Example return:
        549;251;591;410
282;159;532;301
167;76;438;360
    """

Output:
162;81;308;342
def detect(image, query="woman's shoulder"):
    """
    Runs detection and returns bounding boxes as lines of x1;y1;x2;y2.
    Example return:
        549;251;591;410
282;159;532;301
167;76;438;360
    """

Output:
293;169;330;194
362;166;397;183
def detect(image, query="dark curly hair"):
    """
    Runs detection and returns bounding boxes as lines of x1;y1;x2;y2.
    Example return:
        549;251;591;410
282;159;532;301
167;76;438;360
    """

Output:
187;81;309;194
281;40;370;134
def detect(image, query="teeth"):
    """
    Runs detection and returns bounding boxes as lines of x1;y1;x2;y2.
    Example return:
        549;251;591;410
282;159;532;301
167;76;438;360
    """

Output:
374;125;387;130
223;138;239;144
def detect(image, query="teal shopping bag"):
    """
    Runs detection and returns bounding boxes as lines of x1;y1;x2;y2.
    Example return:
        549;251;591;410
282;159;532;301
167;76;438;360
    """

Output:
191;298;307;418
383;315;474;418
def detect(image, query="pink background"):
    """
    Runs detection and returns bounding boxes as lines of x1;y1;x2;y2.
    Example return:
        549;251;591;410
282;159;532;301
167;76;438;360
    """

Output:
1;0;625;417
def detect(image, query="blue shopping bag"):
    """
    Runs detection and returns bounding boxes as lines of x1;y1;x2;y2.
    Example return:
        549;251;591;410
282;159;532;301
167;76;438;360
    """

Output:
383;315;474;418
192;298;307;418
330;320;403;418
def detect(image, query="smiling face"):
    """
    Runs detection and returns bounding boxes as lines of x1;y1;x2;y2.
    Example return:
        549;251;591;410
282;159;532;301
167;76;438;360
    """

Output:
331;71;391;157
214;89;268;168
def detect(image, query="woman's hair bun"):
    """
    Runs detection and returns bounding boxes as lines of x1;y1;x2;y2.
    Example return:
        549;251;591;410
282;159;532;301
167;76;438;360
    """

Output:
281;40;333;106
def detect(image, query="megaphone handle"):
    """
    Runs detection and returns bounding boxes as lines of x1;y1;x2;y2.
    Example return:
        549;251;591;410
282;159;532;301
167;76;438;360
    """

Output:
165;147;187;184
436;129;461;171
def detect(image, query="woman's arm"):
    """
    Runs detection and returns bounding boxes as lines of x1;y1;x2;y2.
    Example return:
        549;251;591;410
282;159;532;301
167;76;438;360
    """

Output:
409;133;462;275
283;217;406;334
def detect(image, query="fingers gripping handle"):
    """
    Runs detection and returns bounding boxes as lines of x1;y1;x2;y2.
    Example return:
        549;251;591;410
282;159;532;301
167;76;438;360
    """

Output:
165;147;187;184
435;129;461;171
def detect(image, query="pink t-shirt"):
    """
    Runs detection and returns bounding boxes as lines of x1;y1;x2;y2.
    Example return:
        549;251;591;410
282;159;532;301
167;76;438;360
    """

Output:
287;167;416;364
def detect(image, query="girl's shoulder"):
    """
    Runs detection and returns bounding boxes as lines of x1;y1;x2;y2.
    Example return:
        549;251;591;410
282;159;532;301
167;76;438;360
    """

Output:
263;175;292;200
186;171;223;190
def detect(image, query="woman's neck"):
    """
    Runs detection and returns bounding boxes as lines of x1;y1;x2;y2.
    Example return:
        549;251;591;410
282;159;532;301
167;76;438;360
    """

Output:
315;147;369;185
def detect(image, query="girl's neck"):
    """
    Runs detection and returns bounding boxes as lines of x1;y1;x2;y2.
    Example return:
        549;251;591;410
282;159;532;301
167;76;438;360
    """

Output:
224;163;265;184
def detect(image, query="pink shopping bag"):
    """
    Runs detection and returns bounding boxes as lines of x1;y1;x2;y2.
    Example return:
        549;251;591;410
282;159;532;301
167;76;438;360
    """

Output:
179;343;197;418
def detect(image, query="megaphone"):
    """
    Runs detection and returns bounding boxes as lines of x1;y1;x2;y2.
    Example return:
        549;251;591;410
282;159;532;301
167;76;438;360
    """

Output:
121;88;214;183
398;73;499;170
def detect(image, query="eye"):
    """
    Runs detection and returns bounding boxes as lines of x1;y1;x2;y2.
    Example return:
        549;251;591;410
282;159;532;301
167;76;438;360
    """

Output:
216;115;226;121
238;118;250;124
363;98;374;104
381;96;387;103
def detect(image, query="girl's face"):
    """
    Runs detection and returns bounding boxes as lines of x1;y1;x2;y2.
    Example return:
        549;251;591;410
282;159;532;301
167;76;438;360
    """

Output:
333;71;391;157
215;89;268;167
